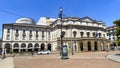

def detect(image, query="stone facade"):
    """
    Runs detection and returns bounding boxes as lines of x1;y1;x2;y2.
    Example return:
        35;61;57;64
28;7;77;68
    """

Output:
2;16;109;53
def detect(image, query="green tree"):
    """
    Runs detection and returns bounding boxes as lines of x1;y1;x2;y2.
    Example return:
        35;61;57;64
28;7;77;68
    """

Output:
113;19;120;44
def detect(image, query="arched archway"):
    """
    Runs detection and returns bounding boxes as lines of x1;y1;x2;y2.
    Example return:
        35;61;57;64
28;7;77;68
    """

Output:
94;41;98;51
21;43;26;52
47;43;51;51
80;42;84;51
87;41;91;51
41;43;45;50
13;43;19;53
28;43;33;52
34;43;39;52
5;43;11;53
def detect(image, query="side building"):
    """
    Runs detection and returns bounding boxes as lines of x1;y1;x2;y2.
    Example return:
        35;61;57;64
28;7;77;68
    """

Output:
106;26;120;50
2;16;109;53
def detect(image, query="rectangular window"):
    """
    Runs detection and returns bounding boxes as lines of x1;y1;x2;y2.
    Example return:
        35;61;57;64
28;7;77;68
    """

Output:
6;35;10;40
23;36;25;40
15;35;18;40
29;35;32;40
23;30;25;34
30;30;32;34
36;31;38;34
7;29;10;33
16;29;18;33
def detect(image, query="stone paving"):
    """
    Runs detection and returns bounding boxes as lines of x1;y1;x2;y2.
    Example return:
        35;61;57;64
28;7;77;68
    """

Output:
0;51;120;68
0;57;14;68
14;51;120;68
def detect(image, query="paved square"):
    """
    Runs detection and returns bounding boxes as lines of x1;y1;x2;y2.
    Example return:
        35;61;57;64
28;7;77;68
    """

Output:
14;51;120;68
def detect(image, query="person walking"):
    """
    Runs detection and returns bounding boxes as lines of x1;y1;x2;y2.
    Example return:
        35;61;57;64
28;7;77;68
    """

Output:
2;48;7;59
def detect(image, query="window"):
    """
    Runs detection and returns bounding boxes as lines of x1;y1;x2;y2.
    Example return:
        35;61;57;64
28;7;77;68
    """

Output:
30;30;32;34
73;31;77;38
15;35;18;40
36;36;38;40
29;35;32;40
99;33;101;38
107;33;109;36
42;31;44;39
23;35;25;40
16;29;18;33
80;32;84;37
6;35;10;40
113;37;115;41
86;32;90;37
23;30;25;34
92;32;95;37
48;31;50;40
7;29;10;33
103;34;105;37
36;31;38;35
48;31;50;35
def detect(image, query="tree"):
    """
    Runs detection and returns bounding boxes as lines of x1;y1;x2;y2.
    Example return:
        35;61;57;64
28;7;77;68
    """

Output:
113;19;120;44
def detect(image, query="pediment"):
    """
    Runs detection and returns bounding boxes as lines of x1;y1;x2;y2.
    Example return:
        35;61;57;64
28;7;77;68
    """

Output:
80;17;94;22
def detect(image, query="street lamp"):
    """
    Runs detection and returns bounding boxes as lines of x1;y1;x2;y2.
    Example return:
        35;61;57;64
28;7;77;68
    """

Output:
70;23;74;55
59;7;63;55
59;7;69;59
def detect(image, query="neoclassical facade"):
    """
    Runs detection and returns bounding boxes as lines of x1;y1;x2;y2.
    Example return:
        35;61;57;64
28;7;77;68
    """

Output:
2;16;109;53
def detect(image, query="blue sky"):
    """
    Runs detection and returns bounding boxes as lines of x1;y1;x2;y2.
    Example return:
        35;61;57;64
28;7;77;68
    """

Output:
0;0;120;38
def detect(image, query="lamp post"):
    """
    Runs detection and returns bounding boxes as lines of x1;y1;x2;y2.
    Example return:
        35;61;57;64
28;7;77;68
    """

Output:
70;23;74;55
59;7;69;59
59;7;63;55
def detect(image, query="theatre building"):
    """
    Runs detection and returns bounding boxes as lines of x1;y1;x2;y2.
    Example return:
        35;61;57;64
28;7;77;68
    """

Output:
2;16;109;53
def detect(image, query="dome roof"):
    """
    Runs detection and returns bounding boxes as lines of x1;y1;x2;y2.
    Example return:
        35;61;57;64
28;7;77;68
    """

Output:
16;18;35;24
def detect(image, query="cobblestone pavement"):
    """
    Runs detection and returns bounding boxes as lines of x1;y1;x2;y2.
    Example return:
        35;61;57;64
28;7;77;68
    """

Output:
14;51;120;68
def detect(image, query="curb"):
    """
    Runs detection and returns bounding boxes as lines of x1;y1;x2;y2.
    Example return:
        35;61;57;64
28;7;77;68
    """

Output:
106;54;120;63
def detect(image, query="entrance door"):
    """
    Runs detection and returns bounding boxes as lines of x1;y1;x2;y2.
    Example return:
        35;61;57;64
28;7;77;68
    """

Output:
88;41;91;51
41;43;45;50
80;42;84;51
47;43;51;51
5;43;11;53
94;41;98;51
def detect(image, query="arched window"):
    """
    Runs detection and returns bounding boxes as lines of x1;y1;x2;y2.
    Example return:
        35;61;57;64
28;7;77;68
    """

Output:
80;32;84;37
61;31;65;38
99;33;101;37
92;32;95;37
21;43;26;48
34;43;39;48
86;32;90;37
28;43;33;48
73;31;77;38
14;43;19;48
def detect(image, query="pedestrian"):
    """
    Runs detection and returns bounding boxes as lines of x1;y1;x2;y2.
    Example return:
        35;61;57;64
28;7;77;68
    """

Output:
2;48;6;59
0;49;2;58
31;50;34;55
